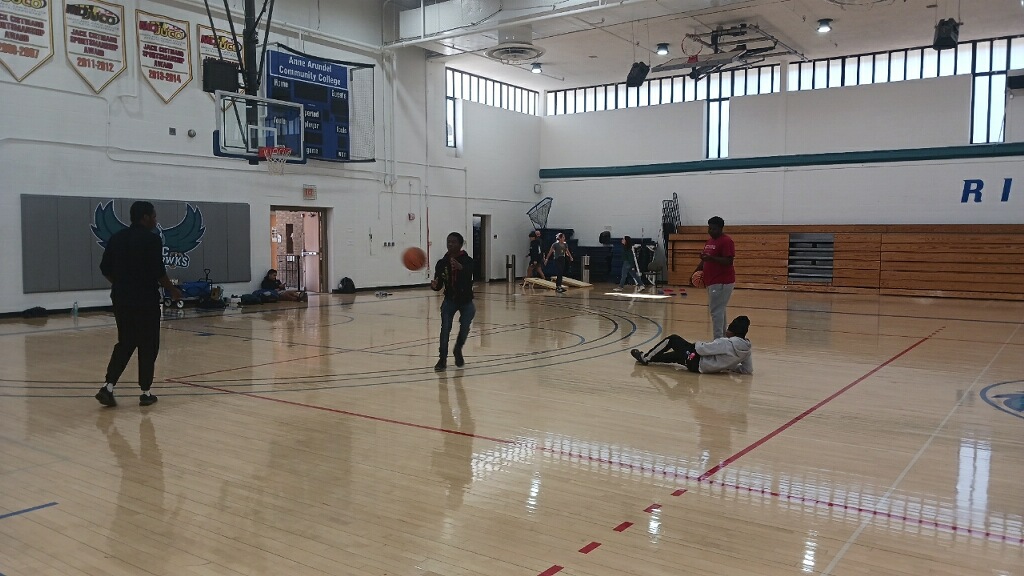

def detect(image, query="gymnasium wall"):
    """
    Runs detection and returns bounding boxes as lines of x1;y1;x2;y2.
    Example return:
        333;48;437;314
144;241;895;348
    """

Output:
536;74;1024;243
540;102;705;166
731;75;972;156
0;1;544;314
1007;90;1024;142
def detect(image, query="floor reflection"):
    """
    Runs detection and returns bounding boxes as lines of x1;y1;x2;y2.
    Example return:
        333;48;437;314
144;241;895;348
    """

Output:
432;372;475;510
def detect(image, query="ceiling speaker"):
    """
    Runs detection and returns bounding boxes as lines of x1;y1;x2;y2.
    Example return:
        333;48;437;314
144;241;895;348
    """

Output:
626;61;650;88
932;18;959;51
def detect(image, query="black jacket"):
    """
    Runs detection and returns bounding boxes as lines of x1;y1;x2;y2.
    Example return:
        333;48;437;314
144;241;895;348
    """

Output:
432;251;474;304
99;224;166;306
528;238;543;261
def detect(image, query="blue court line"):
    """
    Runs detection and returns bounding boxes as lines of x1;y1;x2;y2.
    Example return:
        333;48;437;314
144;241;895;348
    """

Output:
0;501;58;520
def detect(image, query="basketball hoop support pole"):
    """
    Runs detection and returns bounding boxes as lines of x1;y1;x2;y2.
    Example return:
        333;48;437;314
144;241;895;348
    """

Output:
243;0;259;164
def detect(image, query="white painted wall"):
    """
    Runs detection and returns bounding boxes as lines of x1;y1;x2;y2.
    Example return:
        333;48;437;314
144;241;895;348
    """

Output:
732;75;972;157
1007;90;1024;143
540;102;705;168
537;73;1021;249
541;156;1023;243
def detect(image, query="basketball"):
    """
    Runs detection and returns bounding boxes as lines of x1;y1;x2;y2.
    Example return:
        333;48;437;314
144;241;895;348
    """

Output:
690;270;705;289
402;247;427;270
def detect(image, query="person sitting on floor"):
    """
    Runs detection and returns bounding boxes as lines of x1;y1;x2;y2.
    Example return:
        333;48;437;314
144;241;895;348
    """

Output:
630;316;753;374
261;269;307;302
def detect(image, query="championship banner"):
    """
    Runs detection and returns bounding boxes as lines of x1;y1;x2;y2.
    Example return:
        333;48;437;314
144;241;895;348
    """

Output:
196;23;240;99
63;0;124;93
0;0;55;81
136;9;191;103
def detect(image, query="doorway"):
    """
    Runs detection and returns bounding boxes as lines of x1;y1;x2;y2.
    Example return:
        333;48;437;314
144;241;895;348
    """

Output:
270;208;330;293
472;214;490;281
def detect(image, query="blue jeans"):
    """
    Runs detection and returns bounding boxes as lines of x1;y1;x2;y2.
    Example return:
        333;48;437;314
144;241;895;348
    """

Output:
619;261;643;288
439;299;475;358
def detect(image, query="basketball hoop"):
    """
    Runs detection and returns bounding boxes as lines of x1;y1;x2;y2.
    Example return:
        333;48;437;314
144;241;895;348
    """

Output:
258;146;291;175
681;34;704;57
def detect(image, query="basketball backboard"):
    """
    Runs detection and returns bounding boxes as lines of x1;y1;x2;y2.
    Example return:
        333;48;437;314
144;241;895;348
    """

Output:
213;91;305;163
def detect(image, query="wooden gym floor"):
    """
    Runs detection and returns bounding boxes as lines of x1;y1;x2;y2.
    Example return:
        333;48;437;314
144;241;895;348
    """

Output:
1;283;1022;575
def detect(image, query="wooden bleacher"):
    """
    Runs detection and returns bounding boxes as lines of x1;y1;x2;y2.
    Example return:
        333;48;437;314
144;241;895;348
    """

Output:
668;224;1024;301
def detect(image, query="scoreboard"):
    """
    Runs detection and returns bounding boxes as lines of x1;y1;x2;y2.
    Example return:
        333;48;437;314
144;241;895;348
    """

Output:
266;49;351;161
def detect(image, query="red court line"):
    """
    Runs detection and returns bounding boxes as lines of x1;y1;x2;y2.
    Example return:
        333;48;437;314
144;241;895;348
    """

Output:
533;328;957;572
168;378;512;443
578;541;601;554
174;329;1022;546
697;329;942;482
530;443;1021;545
537;565;563;576
613;522;633;532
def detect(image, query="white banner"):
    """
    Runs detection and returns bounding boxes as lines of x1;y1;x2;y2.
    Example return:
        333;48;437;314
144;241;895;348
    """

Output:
137;9;191;103
63;0;124;93
0;0;54;81
196;23;240;98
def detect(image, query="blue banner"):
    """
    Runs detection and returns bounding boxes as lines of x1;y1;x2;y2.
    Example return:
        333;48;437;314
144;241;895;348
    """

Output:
268;50;348;90
266;49;351;161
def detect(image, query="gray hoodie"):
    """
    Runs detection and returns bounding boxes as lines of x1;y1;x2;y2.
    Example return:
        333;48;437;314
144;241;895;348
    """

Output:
695;336;753;374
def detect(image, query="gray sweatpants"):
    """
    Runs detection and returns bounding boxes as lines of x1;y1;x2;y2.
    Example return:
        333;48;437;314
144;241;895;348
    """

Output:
707;283;734;339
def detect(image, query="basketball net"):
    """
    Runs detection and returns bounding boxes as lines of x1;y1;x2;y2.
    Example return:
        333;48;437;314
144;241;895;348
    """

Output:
681;34;703;59
258;146;291;175
527;196;553;230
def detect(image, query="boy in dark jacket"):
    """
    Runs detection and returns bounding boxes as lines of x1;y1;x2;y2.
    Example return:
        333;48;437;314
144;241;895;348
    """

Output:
431;232;475;371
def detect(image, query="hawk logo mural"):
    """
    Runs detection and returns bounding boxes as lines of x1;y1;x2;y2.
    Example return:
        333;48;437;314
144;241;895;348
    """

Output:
980;381;1024;421
90;201;206;269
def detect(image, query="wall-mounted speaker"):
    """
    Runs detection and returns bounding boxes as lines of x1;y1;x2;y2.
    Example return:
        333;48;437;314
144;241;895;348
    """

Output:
1008;72;1024;91
932;18;959;51
534;183;542;194
626;61;650;88
202;58;240;93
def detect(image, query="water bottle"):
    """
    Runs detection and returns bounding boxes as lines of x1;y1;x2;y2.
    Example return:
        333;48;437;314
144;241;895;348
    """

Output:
72;301;79;318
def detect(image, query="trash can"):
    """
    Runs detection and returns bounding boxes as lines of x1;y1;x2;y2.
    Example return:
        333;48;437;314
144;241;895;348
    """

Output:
581;255;591;283
506;254;516;284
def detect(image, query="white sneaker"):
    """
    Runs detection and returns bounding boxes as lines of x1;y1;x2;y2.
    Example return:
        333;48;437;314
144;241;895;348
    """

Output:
613;287;622;291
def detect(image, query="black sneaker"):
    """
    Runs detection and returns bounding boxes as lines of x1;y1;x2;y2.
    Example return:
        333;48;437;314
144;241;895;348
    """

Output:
95;387;116;407
434;359;447;372
139;393;158;407
454;350;465;367
630;349;648;366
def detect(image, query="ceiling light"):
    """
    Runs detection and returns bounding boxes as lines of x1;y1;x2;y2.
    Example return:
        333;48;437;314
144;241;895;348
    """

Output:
817;18;833;33
531;62;542;74
656;43;669;56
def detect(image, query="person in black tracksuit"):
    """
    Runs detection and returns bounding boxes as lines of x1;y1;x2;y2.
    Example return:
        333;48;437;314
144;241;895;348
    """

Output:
524;230;546;285
431;232;475;371
95;201;181;407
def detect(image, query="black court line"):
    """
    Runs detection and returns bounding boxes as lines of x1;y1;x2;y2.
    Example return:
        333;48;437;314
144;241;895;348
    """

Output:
0;502;58;521
1;304;664;398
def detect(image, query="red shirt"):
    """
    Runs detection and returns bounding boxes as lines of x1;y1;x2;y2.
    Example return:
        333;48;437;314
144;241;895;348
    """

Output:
702;233;736;286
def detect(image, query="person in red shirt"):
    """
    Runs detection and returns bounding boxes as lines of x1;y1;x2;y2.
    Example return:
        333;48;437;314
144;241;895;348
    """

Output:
695;216;736;339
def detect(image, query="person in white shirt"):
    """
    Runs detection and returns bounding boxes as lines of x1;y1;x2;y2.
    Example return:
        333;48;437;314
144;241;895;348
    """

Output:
630;316;753;374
